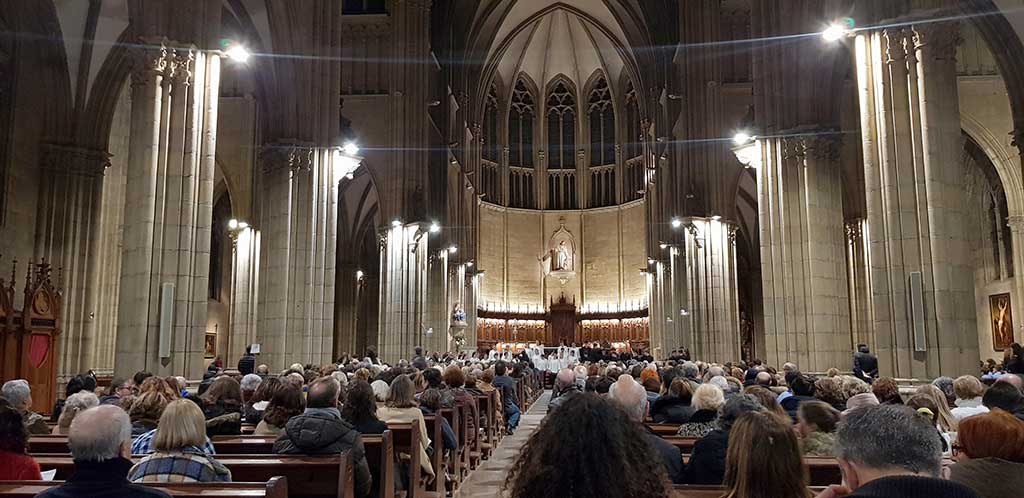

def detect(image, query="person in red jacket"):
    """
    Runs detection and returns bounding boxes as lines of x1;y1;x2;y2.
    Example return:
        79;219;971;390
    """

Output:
0;398;42;480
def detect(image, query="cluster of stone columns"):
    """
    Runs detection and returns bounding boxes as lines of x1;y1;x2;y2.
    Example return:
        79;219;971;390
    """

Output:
756;135;852;371
112;41;221;379
854;20;978;377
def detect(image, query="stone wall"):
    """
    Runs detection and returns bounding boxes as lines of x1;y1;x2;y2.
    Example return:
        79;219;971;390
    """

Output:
477;200;647;314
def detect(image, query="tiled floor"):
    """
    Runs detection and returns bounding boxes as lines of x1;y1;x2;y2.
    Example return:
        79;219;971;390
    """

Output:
457;391;551;498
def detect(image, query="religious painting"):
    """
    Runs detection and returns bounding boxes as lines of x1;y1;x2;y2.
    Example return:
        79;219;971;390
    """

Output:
990;293;1014;351
204;332;217;358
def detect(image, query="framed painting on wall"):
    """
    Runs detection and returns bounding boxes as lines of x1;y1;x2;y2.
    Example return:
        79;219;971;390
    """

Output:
204;332;217;358
990;293;1014;351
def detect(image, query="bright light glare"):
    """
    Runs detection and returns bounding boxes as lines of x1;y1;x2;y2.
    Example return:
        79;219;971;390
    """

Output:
659;243;668;250
732;132;753;146
238;221;249;229
710;215;722;221
343;142;360;156
822;24;848;42
671;217;682;228
356;270;364;280
392;219;402;227
429;222;441;233
225;45;251;63
466;261;474;268
228;219;239;230
448;245;458;254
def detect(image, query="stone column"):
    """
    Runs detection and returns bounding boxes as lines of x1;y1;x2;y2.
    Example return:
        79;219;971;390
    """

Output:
227;226;260;367
115;42;220;379
423;251;449;354
845;219;874;350
855;22;977;377
378;224;430;361
36;144;110;380
758;135;851;371
334;262;359;358
1008;215;1024;344
256;145;340;370
678;218;742;361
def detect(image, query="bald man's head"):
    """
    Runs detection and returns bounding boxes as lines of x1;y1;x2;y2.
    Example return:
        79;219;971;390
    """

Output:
68;405;131;462
997;374;1024;393
756;371;772;386
556;368;576;389
608;374;647;422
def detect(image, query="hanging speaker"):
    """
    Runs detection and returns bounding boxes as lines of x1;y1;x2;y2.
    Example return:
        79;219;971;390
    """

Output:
159;283;175;359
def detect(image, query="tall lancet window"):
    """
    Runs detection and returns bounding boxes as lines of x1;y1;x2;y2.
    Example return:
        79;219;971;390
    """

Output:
508;79;535;167
624;81;640;159
546;80;576;169
483;85;500;162
588;76;615;166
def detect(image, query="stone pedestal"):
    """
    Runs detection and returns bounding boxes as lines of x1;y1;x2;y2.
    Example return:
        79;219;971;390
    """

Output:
855;22;978;377
115;42;220;379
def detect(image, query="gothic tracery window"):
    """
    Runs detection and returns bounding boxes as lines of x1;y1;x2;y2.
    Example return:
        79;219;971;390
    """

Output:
483;84;499;162
546;80;576;169
588;76;615;166
509;78;534;168
624;81;640;159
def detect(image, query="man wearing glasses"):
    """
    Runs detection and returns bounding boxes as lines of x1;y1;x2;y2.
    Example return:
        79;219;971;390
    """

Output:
100;378;136;406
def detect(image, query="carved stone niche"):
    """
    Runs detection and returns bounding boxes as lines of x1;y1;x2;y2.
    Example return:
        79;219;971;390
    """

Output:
539;217;577;286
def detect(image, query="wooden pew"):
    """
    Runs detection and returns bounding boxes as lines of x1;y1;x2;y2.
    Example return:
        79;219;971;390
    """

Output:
663;436;698;454
677;454;843;487
0;478;288;498
362;432;396;498
671;485;827;498
646;423;681;436
32;453;355;498
474;394;496;460
385;422;436;498
420;414;446;495
438;407;463;488
28;435;281;456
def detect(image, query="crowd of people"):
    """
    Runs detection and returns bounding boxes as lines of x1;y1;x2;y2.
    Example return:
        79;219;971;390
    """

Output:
526;349;1024;498
0;343;1022;498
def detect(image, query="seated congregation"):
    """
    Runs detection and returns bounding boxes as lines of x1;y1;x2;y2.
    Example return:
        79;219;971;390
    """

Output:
0;352;1022;498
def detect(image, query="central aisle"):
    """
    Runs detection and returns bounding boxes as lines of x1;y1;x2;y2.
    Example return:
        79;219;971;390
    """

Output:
458;390;551;497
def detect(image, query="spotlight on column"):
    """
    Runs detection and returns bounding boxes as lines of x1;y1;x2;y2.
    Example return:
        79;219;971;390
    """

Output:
448;245;458;254
356;270;364;280
466;261;474;268
392;219;403;228
680;309;690;316
228;219;239;230
343;142;360;156
648;258;655;265
225;44;251;63
238;221;249;229
671;217;682;228
429;222;441;233
659;243;668;250
822;24;849;42
710;215;722;222
732;131;753;146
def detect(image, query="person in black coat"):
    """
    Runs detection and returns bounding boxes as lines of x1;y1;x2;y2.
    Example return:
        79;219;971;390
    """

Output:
650;378;695;424
237;346;256;376
275;377;372;498
780;374;817;421
682;394;766;485
853;344;879;384
36;405;171;498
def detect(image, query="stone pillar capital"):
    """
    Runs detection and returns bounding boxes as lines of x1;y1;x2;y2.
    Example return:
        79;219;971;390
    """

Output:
168;48;196;88
1007;215;1024;232
40;143;111;177
802;134;842;163
130;39;173;87
259;142;314;174
845;218;865;244
912;22;961;62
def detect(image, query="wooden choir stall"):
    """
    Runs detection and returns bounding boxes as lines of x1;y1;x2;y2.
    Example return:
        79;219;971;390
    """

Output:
0;259;62;414
477;295;649;350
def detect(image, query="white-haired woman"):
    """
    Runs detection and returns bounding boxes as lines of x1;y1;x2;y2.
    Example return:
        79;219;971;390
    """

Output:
52;392;99;435
128;399;231;483
677;383;725;438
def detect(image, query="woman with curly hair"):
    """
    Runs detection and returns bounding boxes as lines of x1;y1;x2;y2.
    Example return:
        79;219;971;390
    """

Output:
0;399;42;480
871;377;904;405
200;376;244;436
813;377;847;411
255;386;304;436
504;393;669;498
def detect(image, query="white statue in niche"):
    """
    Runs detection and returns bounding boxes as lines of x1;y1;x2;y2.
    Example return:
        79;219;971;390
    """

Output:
555;240;572;271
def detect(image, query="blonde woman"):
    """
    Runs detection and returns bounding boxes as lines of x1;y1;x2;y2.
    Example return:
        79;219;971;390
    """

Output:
51;392;99;435
128;399;231;483
676;383;724;438
950;375;989;422
915;384;959;433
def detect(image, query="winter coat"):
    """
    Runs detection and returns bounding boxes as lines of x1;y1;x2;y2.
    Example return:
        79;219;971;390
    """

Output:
273;408;372;498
